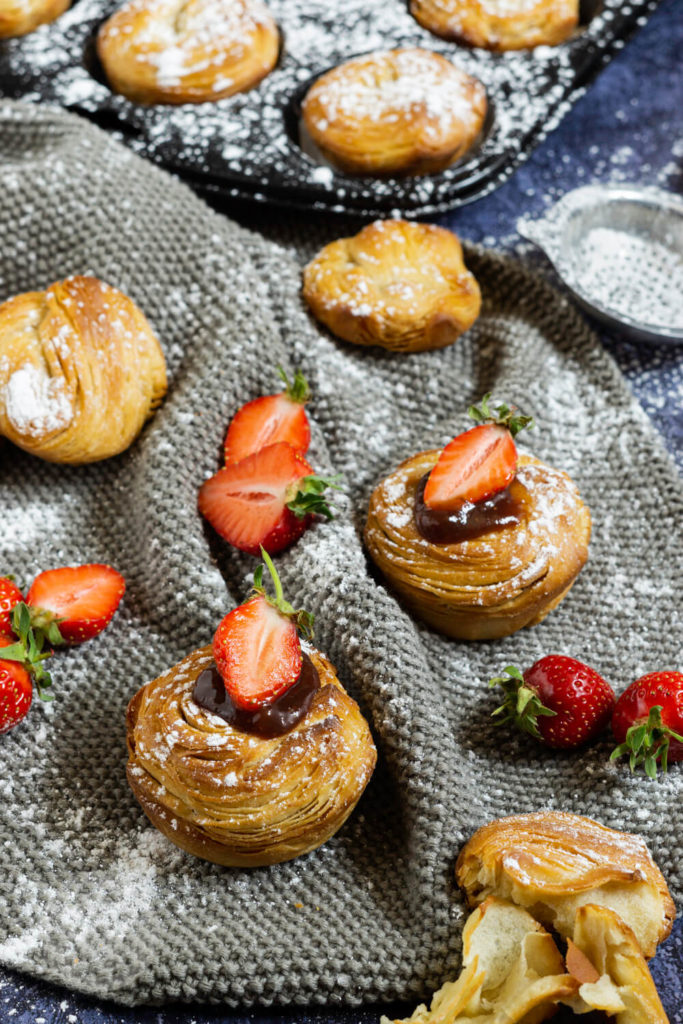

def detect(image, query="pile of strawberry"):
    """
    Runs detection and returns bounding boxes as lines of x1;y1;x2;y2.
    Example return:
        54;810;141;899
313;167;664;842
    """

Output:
0;565;125;734
490;655;683;778
198;368;339;556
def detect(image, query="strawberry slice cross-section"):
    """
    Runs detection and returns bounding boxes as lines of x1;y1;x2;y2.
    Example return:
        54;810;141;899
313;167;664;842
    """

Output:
198;442;336;556
224;367;311;464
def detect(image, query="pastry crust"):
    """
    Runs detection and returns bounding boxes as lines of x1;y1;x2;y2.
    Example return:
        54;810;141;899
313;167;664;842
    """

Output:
455;812;676;959
564;904;670;1021
410;0;579;50
364;451;591;640
300;48;487;176
0;0;69;38
382;896;577;1023
97;0;280;105
126;643;377;866
0;276;167;464
302;220;481;353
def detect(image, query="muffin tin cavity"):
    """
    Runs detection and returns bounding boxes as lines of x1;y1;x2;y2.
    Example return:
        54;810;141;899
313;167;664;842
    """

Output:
0;0;661;215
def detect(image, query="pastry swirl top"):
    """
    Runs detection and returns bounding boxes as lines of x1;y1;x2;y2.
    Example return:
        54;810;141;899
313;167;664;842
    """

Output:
410;0;579;50
0;276;167;464
97;0;280;105
126;643;377;866
302;220;481;353
365;450;591;640
301;48;487;176
0;0;70;38
455;812;675;958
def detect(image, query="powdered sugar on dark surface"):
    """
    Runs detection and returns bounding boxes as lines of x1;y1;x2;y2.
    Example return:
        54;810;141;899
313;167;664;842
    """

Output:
0;0;662;215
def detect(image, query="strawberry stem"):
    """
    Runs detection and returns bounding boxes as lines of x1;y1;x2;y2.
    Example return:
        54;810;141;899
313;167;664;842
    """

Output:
610;705;683;778
277;366;310;404
468;394;534;438
286;474;341;521
490;665;556;740
254;548;314;640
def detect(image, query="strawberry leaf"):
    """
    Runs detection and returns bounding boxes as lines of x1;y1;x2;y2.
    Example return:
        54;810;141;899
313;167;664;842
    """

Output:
277;366;310;404
490;666;556;741
286;474;341;521
468;393;534;438
610;705;683;777
4;602;56;701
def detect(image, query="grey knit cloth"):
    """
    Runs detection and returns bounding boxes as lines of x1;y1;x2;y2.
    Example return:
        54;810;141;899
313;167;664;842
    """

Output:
0;100;680;1009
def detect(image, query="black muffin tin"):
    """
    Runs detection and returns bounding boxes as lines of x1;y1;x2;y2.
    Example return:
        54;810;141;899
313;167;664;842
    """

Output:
0;0;661;216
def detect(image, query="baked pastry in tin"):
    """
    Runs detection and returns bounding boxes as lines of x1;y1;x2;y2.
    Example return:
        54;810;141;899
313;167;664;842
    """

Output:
0;0;69;37
97;0;280;105
127;642;377;867
410;0;579;51
0;276;167;464
300;48;487;176
455;812;675;959
302;220;481;353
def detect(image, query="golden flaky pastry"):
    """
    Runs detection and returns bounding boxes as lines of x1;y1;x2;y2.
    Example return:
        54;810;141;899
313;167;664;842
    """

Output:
562;904;669;1021
300;48;487;176
0;276;167;464
97;0;279;105
0;0;69;37
126;643;377;866
455;812;675;959
364;451;590;640
410;0;578;50
382;896;577;1023
302;221;481;353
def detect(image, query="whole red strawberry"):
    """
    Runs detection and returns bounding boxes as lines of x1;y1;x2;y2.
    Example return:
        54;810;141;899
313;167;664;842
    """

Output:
26;564;126;644
611;671;683;777
224;367;311;464
199;442;337;556
0;577;24;636
491;655;616;750
424;394;534;511
213;549;314;710
0;636;33;733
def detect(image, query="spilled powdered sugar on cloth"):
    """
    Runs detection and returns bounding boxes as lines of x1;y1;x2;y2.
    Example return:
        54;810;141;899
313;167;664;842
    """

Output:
0;102;681;1009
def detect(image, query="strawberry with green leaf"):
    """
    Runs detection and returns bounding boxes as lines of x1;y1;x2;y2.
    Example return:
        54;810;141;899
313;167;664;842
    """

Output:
0;603;55;732
224;367;311;464
213;549;314;710
199;442;339;556
0;576;24;637
25;564;126;645
611;671;683;778
424;394;534;511
490;655;615;750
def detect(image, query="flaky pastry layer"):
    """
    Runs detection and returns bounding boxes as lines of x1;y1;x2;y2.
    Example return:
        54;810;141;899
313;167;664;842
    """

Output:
410;0;578;50
364;451;591;640
126;644;377;866
455;812;675;959
0;276;167;464
0;0;69;37
97;0;279;105
301;48;487;176
303;220;481;353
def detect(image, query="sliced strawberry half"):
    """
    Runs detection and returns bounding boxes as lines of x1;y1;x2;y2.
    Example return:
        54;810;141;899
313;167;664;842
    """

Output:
26;564;126;645
224;368;311;463
199;442;336;556
423;394;534;511
0;577;24;637
213;550;314;710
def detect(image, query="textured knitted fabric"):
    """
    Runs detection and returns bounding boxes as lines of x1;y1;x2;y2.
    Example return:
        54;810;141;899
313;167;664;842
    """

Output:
0;101;680;1009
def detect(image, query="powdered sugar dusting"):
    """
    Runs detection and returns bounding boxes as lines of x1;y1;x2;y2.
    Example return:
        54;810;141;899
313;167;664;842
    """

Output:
3;362;73;437
0;0;650;214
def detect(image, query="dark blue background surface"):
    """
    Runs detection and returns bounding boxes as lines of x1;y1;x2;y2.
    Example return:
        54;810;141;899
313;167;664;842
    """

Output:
2;0;682;1019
